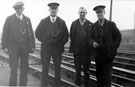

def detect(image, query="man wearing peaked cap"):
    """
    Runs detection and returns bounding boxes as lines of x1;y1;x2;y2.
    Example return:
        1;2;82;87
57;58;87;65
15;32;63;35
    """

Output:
88;5;121;87
48;2;59;7
13;1;24;8
93;5;106;11
35;2;69;87
2;1;35;86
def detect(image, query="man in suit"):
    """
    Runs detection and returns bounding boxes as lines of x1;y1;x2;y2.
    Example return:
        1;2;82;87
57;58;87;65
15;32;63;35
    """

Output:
35;2;69;87
69;7;92;87
2;1;35;86
89;5;121;87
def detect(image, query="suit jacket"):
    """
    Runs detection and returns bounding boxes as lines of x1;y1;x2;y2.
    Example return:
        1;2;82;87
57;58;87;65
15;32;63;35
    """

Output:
69;19;92;54
2;14;35;53
89;19;121;62
35;16;69;52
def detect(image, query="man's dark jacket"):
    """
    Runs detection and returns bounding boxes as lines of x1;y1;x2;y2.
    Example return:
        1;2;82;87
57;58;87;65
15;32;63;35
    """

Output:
89;19;121;62
2;14;35;53
69;19;92;54
35;16;69;52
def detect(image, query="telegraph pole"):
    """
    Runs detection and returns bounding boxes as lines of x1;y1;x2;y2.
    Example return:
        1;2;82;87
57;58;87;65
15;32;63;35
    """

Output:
134;12;135;36
134;12;135;30
109;0;113;21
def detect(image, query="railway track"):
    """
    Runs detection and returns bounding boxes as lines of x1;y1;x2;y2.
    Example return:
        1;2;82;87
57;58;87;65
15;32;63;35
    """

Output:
63;52;135;71
35;44;135;87
0;51;78;87
0;43;135;87
62;53;135;78
64;47;135;57
0;49;124;87
31;53;135;87
36;44;135;60
30;53;126;87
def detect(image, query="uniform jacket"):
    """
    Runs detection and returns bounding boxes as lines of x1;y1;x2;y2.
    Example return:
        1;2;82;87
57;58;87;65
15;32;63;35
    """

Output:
69;19;92;54
35;16;69;52
89;19;121;62
2;14;35;53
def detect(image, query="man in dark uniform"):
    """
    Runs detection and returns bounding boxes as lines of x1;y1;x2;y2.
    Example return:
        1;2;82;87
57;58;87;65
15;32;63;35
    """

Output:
69;7;92;87
35;2;69;87
89;5;121;87
2;1;35;86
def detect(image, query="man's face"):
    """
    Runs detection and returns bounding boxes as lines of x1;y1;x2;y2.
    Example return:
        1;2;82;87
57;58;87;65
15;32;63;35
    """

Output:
79;10;87;19
49;7;58;17
96;9;105;20
15;6;24;15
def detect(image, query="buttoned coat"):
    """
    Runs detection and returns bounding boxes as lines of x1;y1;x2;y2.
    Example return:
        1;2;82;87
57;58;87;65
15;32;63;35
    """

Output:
89;19;121;62
35;16;69;52
69;19;92;54
2;14;35;53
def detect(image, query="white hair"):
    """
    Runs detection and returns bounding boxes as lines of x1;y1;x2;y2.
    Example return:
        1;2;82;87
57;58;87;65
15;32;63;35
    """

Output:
78;7;87;13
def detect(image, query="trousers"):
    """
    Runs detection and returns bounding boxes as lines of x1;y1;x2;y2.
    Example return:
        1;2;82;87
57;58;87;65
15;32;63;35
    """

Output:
41;45;62;87
95;48;113;87
9;45;29;86
73;50;91;87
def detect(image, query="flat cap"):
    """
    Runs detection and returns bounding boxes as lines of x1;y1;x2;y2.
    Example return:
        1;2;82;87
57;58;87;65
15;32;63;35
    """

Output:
93;5;106;11
13;1;24;8
48;2;59;8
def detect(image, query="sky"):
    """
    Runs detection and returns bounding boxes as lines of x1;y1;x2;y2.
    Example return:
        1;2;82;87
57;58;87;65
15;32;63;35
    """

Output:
0;0;135;32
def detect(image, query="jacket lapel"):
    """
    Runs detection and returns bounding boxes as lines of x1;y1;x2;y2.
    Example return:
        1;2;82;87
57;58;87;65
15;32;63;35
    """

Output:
13;14;20;24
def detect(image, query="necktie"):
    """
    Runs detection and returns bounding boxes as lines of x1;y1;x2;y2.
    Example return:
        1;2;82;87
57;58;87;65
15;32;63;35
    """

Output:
18;16;22;21
99;20;104;26
52;18;55;23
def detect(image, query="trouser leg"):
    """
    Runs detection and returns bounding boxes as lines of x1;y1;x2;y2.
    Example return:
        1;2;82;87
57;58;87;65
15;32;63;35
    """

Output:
95;59;103;87
9;48;19;86
19;50;29;86
74;54;81;86
83;55;91;87
53;51;62;87
95;57;113;87
41;49;51;86
102;62;113;87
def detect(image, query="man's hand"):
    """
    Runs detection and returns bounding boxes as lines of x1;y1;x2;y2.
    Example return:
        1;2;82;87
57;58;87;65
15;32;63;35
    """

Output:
3;48;9;54
93;42;99;48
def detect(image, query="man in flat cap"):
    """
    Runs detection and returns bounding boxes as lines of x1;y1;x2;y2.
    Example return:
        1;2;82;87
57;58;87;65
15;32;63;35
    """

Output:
69;7;92;87
88;5;121;87
35;2;69;87
2;1;35;86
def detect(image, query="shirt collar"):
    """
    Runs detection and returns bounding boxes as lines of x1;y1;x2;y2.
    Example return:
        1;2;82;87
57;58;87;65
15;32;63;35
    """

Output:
50;16;57;22
79;18;86;23
79;18;86;26
16;13;23;20
98;18;105;26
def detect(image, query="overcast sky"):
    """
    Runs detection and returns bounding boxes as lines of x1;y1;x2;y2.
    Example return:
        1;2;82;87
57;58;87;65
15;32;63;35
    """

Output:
0;0;135;32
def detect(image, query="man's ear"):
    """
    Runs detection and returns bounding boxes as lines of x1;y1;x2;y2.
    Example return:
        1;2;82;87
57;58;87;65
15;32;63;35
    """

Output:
56;8;59;12
49;8;51;12
104;10;105;14
86;12;87;15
